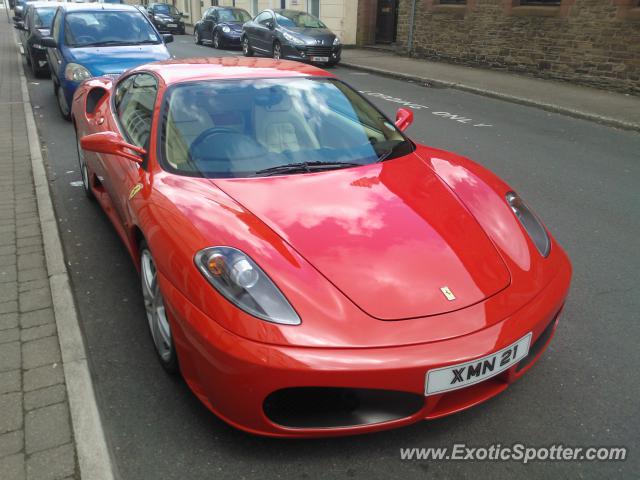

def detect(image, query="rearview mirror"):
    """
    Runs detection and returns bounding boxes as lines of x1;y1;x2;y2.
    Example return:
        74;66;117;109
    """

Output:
39;36;57;48
80;132;146;164
162;33;174;44
395;107;414;132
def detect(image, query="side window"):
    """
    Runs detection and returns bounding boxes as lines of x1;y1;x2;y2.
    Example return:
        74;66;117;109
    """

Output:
255;12;271;25
50;10;62;40
116;74;158;149
113;75;134;113
24;8;31;30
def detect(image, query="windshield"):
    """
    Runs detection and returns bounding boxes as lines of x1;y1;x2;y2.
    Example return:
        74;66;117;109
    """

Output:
34;7;56;29
218;8;251;23
161;78;412;178
155;4;178;15
64;11;160;47
275;10;326;28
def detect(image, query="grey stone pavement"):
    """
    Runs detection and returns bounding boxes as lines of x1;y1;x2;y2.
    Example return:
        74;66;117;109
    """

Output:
0;14;78;480
340;48;640;131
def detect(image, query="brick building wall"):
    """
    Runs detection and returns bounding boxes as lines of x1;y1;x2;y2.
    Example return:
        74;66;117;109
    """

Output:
394;0;640;94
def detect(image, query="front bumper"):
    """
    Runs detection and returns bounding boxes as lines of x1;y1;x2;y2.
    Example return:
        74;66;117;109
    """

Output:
156;22;185;34
221;31;241;46
281;43;341;64
161;261;570;438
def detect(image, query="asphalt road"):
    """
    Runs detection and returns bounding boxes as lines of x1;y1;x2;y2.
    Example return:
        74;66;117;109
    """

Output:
21;34;640;479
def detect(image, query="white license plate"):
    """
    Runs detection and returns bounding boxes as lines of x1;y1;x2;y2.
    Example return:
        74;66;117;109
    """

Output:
311;56;329;62
425;333;532;395
167;23;177;28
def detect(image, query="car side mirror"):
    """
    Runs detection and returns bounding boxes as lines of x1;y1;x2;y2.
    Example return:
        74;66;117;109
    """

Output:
13;21;25;31
162;34;173;44
39;36;57;48
80;132;146;164
395;107;414;132
266;21;274;30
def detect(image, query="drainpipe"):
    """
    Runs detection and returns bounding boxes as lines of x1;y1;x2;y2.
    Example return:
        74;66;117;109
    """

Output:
406;0;417;55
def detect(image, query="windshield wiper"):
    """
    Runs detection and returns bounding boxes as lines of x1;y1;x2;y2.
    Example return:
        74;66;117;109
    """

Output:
376;141;406;163
255;161;361;176
79;40;157;47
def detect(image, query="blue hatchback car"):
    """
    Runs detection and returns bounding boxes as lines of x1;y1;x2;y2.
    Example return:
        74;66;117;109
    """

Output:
41;3;172;120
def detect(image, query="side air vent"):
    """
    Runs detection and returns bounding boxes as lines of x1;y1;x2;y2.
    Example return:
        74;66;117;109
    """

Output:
86;87;108;115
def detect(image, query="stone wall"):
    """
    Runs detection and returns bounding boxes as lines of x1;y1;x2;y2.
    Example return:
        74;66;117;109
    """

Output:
395;0;640;94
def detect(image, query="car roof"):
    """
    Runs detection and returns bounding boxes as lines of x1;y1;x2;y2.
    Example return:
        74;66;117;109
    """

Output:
129;57;334;85
26;2;66;8
58;2;139;12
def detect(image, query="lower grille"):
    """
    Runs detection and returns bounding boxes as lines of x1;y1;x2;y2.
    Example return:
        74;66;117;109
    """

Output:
263;387;424;429
304;46;332;57
516;312;559;372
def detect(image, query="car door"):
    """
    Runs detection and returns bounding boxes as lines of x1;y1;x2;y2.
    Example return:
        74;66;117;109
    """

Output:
46;9;63;84
103;73;158;228
202;9;216;42
255;11;274;52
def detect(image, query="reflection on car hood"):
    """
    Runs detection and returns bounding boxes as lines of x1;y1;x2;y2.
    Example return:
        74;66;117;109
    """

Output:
220;22;243;32
284;27;336;44
67;44;171;75
214;153;511;320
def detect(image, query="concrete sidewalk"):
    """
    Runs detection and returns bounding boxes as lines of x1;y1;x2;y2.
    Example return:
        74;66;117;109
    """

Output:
341;48;640;131
0;15;112;480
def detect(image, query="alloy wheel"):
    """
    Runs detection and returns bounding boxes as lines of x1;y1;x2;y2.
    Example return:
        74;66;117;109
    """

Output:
141;248;174;364
273;42;281;60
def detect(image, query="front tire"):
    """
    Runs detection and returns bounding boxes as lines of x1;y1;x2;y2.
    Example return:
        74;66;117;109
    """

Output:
56;83;71;121
140;242;179;374
75;128;94;200
272;40;282;60
213;30;223;49
242;36;253;57
194;28;202;45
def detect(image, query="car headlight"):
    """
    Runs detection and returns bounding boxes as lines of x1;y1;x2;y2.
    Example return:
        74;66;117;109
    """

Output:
333;37;341;46
506;192;551;257
64;63;92;82
222;25;230;33
282;31;305;46
32;43;45;50
195;246;301;325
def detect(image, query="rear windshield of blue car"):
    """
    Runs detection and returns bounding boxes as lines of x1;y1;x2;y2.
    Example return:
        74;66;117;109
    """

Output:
64;11;160;47
160;77;414;179
34;7;56;29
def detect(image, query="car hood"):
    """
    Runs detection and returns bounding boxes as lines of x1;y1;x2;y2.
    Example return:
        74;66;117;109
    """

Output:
213;153;511;320
156;13;182;21
220;22;243;32
67;44;171;75
283;27;335;45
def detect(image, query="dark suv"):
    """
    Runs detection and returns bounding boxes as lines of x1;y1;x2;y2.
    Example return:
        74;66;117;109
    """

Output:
146;3;186;35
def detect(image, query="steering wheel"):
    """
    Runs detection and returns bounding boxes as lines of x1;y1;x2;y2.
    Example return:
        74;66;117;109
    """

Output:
75;35;97;44
189;127;236;157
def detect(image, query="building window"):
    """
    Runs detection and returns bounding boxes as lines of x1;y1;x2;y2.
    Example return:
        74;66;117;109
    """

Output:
310;0;319;17
518;0;560;4
438;0;466;4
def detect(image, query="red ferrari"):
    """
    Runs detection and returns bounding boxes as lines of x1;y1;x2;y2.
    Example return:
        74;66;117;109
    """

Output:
71;57;571;437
